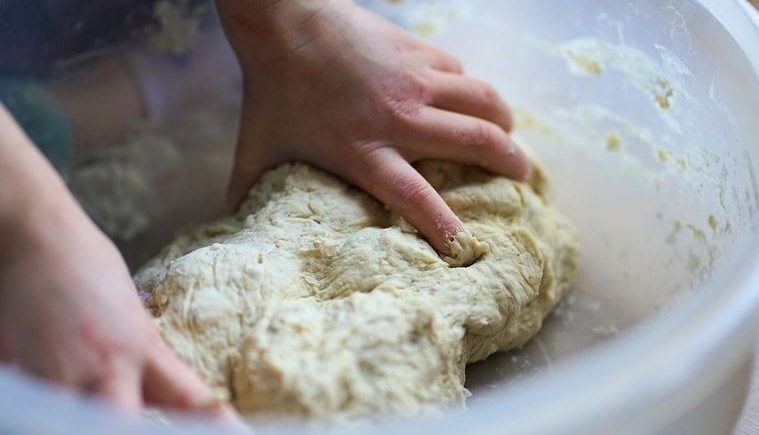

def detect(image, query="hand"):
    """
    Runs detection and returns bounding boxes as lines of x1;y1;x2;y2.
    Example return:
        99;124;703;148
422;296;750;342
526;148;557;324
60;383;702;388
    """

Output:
0;107;231;417
0;207;228;415
217;0;530;255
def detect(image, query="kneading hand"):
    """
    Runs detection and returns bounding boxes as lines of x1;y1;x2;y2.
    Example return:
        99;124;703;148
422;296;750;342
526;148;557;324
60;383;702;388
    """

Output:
0;106;232;417
217;0;530;255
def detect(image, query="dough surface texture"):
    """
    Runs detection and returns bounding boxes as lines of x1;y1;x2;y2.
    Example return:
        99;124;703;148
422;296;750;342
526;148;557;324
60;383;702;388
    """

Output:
135;161;579;420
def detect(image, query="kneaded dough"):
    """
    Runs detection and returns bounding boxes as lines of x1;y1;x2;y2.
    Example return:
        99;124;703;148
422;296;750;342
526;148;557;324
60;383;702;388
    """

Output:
135;160;579;420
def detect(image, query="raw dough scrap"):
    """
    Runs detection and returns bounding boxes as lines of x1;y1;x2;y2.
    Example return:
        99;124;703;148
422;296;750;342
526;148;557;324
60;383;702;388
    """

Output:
135;160;579;420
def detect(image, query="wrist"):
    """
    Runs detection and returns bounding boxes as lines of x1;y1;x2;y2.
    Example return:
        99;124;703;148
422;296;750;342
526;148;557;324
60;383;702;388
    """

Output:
0;111;90;259
215;0;353;67
1;181;81;258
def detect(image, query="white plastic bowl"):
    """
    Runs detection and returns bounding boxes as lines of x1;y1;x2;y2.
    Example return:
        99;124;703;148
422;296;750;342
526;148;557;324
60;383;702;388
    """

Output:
1;1;758;434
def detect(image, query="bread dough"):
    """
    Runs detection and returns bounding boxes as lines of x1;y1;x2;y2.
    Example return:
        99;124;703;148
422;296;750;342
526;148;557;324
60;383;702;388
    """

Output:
135;160;579;420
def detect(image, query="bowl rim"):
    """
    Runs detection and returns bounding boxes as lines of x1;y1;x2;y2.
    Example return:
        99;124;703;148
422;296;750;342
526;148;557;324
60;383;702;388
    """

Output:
1;1;758;434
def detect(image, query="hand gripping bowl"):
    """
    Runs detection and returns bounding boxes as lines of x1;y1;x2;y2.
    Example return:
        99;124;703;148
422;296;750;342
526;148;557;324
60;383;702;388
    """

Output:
1;1;758;434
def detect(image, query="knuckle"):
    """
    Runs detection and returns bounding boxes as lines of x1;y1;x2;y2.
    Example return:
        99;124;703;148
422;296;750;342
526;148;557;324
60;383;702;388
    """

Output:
445;55;464;72
395;177;435;209
408;69;430;90
463;122;500;150
353;144;386;178
479;84;501;107
428;45;462;71
377;95;412;125
374;74;429;125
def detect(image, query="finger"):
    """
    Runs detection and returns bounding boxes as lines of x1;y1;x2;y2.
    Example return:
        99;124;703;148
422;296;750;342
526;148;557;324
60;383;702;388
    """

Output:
92;359;143;415
399;106;530;180
349;147;463;254
418;43;464;74
142;341;238;421
428;72;513;132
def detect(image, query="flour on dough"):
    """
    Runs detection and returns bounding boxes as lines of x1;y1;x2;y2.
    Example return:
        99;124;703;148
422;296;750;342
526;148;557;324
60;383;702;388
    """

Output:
135;160;579;421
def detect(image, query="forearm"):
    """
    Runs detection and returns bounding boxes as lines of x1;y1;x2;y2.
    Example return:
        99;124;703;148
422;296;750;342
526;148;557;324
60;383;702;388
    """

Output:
0;105;83;256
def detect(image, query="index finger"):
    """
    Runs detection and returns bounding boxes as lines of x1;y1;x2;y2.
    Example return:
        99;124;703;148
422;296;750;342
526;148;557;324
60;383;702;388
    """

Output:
349;147;463;256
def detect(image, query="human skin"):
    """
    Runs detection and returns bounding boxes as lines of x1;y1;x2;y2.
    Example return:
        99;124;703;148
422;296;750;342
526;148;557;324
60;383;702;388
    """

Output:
0;0;529;415
0;105;233;418
215;0;530;255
